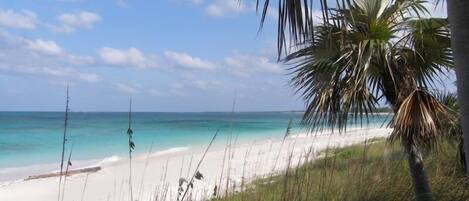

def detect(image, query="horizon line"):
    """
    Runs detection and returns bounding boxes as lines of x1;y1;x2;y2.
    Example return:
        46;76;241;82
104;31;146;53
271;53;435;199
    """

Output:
0;110;306;113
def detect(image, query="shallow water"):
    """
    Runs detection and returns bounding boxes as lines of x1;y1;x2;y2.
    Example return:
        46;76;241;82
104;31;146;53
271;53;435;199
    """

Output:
0;112;389;176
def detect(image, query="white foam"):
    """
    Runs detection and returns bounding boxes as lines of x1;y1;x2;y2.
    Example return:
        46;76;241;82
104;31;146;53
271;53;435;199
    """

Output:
96;155;122;166
150;146;190;157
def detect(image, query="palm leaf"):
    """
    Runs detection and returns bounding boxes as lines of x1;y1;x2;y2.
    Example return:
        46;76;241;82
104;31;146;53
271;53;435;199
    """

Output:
256;0;337;58
390;89;452;150
402;18;453;88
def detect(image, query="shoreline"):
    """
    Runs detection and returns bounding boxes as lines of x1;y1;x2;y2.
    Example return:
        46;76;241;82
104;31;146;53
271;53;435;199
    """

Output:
0;127;391;201
0;126;380;183
25;167;102;181
0;146;195;183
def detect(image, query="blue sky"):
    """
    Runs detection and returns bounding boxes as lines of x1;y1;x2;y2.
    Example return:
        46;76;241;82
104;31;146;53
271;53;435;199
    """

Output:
0;0;451;112
0;0;307;112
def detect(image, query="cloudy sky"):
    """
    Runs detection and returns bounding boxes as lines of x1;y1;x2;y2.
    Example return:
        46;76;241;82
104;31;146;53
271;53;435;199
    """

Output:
0;0;449;112
0;0;310;112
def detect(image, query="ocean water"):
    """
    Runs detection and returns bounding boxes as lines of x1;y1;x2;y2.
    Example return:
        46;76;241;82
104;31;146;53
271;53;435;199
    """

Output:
0;112;389;181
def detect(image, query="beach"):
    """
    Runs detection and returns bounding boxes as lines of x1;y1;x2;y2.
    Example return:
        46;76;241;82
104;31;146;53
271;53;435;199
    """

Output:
0;127;391;201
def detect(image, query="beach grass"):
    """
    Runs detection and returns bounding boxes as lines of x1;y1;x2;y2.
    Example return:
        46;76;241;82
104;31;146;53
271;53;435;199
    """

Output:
212;140;469;201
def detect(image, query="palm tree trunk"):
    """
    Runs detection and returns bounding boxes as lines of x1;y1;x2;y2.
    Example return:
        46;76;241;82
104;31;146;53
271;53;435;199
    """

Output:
390;68;433;200
458;139;467;172
448;0;469;177
404;140;432;201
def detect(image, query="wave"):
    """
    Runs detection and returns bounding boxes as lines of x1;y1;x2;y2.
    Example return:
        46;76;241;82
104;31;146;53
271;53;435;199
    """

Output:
96;146;191;166
149;146;190;157
95;155;123;166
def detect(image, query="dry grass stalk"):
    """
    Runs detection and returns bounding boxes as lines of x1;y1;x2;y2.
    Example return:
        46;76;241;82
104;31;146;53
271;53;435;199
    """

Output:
240;142;254;201
186;155;194;179
138;141;154;200
217;143;228;197
80;172;89;201
60;144;74;201
272;120;293;172
225;96;237;197
177;156;186;201
281;151;294;201
126;97;135;201
181;130;219;201
57;84;70;201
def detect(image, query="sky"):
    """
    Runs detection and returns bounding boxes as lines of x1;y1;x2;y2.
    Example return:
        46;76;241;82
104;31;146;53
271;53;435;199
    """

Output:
0;0;307;112
0;0;451;112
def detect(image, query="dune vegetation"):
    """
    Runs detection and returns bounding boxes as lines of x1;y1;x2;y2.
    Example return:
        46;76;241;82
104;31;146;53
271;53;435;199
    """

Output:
212;139;468;201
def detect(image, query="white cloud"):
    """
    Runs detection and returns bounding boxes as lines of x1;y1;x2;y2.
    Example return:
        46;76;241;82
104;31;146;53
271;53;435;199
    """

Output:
42;67;69;76
51;24;74;33
205;0;251;17
66;55;95;65
0;64;101;83
52;11;101;34
192;79;220;91
27;39;64;56
99;47;158;69
24;38;95;65
0;30;100;83
225;52;283;77
206;5;223;16
115;83;140;94
99;48;215;71
78;73;102;83
173;76;221;92
58;11;101;28
115;84;171;97
38;67;101;83
164;51;216;70
0;9;37;29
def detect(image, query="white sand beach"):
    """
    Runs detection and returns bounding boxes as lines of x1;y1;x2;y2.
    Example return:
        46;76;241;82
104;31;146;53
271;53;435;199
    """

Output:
0;128;391;201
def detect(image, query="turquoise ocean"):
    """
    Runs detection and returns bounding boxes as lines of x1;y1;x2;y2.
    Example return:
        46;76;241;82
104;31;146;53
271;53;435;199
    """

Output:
0;112;389;181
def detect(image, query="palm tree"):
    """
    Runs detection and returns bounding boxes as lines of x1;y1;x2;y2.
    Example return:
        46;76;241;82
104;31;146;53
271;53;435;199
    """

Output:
255;0;469;178
447;0;469;177
256;0;453;200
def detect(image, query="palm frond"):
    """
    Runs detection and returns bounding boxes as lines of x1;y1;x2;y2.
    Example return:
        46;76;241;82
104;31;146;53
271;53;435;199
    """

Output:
435;91;458;111
256;0;340;58
401;18;453;88
390;89;452;150
269;0;452;144
435;91;462;140
288;23;379;132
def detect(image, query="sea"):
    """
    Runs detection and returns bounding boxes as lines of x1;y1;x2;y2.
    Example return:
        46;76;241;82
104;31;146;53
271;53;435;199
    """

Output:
0;112;390;181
